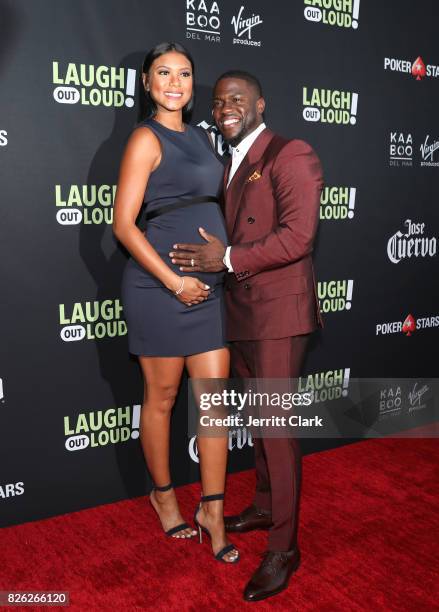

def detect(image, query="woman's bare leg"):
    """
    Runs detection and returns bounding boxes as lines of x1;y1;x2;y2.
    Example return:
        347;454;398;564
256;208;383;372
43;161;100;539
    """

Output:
186;347;238;561
138;355;196;538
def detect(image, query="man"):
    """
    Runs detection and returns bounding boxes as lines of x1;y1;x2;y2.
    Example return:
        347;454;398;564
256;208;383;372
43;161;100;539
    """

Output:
170;70;323;601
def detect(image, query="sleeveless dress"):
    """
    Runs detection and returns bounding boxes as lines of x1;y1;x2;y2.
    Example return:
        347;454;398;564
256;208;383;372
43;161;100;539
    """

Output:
121;119;227;356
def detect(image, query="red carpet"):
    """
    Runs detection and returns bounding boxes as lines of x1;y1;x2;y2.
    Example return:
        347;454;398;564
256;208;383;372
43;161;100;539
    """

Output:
1;437;438;611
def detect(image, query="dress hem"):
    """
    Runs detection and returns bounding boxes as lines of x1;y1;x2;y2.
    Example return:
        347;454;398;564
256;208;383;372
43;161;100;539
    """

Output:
129;343;228;358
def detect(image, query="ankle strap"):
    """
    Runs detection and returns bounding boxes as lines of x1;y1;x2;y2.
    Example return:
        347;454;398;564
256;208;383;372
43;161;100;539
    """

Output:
201;493;224;502
154;482;173;492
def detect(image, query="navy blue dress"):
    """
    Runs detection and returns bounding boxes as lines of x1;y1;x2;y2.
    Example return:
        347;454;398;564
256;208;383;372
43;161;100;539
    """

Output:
121;119;227;356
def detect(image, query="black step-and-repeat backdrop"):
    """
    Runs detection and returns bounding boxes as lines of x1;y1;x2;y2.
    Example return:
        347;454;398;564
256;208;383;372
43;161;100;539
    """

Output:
1;0;438;527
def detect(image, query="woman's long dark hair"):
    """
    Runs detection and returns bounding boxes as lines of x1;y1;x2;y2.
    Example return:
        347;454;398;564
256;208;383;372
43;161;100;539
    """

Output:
139;42;195;122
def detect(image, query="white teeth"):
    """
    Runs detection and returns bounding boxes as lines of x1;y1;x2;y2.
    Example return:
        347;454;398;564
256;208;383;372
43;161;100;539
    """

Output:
165;92;182;97
223;118;240;126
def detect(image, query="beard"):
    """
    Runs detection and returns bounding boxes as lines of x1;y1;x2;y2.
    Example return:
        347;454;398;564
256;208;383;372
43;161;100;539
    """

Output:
222;115;261;148
221;116;252;147
226;131;244;147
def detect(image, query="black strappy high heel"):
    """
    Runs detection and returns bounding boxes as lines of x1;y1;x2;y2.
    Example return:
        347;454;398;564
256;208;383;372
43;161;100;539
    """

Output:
194;493;240;562
150;482;196;539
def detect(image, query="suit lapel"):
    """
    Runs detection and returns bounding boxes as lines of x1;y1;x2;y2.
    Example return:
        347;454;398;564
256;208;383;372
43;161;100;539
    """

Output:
224;128;275;237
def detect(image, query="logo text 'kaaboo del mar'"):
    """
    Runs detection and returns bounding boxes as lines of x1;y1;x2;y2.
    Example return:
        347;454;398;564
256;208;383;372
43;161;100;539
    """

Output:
186;0;221;43
52;62;136;107
304;0;360;29
389;132;413;166
303;88;358;124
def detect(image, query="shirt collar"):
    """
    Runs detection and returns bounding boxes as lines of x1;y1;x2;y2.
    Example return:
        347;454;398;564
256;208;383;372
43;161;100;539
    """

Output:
231;122;266;159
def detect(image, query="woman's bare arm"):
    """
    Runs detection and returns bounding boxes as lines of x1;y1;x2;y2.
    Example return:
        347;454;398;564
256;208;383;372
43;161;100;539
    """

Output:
113;126;209;304
113;127;180;291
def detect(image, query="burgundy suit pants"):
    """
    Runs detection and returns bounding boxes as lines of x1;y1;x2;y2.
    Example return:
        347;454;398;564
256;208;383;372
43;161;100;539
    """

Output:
230;335;309;552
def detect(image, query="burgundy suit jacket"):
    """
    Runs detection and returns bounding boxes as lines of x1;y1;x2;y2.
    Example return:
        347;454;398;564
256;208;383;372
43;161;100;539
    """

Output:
224;128;324;341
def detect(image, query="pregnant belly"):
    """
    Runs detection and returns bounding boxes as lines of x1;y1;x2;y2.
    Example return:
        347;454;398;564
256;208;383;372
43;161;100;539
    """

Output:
144;203;228;287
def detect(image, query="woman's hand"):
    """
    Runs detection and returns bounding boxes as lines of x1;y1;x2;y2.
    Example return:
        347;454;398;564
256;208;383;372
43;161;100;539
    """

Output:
172;276;210;306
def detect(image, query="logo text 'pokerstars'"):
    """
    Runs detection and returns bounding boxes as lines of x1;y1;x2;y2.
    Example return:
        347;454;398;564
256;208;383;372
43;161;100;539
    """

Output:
304;0;360;29
384;56;439;80
303;88;358;125
52;62;136;107
376;313;439;336
59;299;127;342
0;129;7;147
0;481;24;500
55;185;116;226
320;186;356;220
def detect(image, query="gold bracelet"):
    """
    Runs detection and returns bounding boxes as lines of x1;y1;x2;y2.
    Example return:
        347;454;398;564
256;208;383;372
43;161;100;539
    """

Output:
175;277;185;295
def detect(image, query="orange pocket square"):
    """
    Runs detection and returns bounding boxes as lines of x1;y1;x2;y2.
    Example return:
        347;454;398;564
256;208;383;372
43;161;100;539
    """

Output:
247;170;262;183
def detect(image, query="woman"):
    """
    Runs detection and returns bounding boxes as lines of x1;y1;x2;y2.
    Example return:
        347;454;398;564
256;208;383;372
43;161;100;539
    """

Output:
113;42;238;563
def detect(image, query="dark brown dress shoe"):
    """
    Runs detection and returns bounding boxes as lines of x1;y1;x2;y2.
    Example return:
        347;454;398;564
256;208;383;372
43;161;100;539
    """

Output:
243;548;301;602
224;504;273;533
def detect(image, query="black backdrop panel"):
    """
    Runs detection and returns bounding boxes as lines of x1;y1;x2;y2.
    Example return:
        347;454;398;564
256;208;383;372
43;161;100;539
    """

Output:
1;0;438;527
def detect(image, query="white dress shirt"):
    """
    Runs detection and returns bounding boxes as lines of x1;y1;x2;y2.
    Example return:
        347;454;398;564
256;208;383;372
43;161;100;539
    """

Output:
223;123;266;272
227;122;266;186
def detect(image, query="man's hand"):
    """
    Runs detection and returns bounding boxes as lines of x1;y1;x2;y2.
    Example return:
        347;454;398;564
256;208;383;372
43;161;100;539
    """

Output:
169;227;226;273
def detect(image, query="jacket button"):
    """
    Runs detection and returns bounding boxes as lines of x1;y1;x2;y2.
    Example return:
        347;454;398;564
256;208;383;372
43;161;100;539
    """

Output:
244;283;251;290
247;216;255;224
